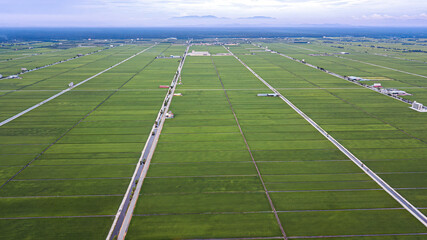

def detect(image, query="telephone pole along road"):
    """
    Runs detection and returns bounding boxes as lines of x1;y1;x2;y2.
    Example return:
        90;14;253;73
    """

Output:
106;44;191;240
225;46;427;228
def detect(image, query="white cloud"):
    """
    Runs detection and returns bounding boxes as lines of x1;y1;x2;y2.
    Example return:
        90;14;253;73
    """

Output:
357;13;427;20
0;0;426;26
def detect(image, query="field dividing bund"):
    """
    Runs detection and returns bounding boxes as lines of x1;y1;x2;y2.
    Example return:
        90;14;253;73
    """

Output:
0;44;156;127
125;46;285;240
210;54;287;239
226;46;427;228
263;42;427;103
0;45;106;77
108;44;190;240
233;44;427;205
337;55;427;79
219;45;427;238
0;45;154;120
124;44;426;239
256;44;424;108
0;43;187;239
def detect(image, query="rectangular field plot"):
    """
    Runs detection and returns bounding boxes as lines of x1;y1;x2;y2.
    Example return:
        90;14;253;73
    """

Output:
0;217;113;240
127;213;282;240
127;50;427;239
279;209;426;237
0;43;185;240
1;40;426;239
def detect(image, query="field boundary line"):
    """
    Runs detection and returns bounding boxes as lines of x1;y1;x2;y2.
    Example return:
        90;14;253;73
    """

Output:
226;46;427;228
288;232;427;239
0;46;111;80
0;215;115;220
11;177;132;181
0;48;124;97
0;194;123;199
185;237;283;240
337;55;427;79
180;233;427;240
0;45;166;190
0;49;61;63
253;52;426;144
106;44;190;240
257;44;426;107
0;44;156;127
210;55;288;240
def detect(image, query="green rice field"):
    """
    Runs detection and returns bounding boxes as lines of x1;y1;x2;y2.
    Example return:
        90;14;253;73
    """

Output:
0;38;426;239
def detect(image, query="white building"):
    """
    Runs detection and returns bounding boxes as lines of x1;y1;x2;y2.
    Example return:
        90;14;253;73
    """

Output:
257;93;279;97
188;50;210;56
410;101;427;112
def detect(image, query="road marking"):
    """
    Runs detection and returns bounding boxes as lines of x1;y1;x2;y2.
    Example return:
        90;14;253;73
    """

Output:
226;46;427;228
0;45;156;127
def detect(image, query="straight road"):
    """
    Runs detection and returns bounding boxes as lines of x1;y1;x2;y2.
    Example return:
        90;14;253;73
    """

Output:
0;44;156;127
0;46;110;79
225;46;427;228
258;44;425;107
106;44;190;240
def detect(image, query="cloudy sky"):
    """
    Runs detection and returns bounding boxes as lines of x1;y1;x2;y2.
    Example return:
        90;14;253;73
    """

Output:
0;0;426;27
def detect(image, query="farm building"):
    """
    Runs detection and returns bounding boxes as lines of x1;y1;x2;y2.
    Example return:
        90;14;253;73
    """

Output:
410;101;427;112
380;88;411;96
188;50;210;56
348;76;362;81
7;75;20;79
257;93;279;97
